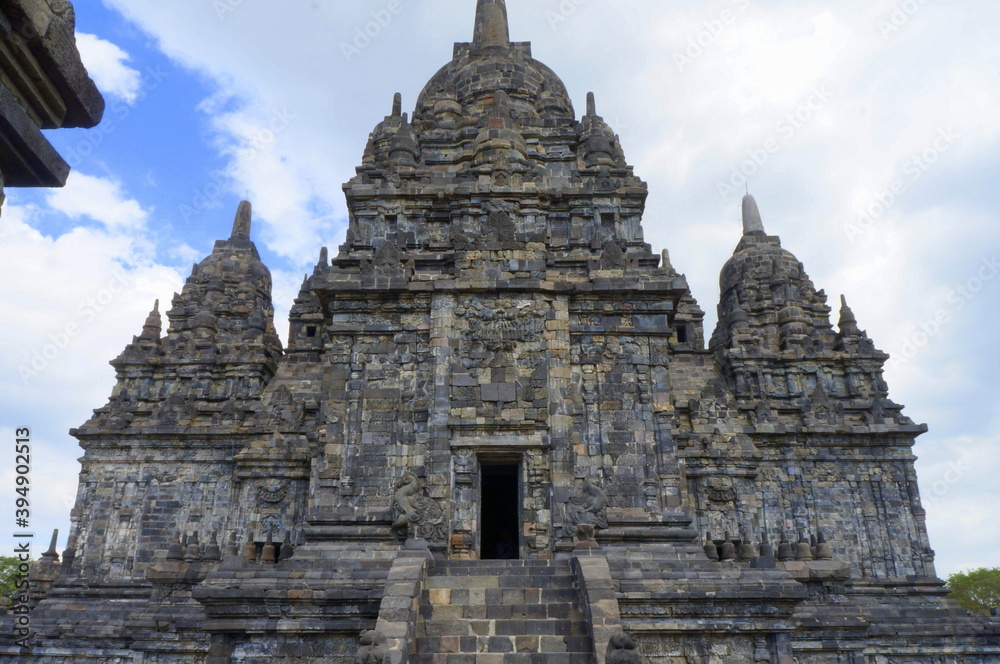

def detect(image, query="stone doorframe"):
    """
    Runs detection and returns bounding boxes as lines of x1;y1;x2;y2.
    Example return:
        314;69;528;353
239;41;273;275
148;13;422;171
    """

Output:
448;436;552;560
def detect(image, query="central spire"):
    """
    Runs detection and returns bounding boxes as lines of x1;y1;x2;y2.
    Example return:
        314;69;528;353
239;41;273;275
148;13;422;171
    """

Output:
474;0;510;47
231;200;252;241
742;193;766;235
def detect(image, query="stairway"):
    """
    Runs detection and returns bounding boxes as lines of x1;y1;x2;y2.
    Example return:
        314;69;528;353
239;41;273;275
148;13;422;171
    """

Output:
412;559;596;664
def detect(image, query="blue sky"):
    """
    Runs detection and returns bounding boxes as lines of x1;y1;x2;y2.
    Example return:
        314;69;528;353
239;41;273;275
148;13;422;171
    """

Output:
1;0;998;578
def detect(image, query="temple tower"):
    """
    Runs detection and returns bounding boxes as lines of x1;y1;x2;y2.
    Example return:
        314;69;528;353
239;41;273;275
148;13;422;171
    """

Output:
7;3;999;664
255;0;698;562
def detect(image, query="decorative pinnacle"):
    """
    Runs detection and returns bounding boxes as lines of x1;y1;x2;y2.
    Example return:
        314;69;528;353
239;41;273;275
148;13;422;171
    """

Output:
586;92;597;117
141;299;162;339
391;92;402;118
231;200;252;241
41;529;59;561
742;193;766;235
839;295;860;335
474;0;510;47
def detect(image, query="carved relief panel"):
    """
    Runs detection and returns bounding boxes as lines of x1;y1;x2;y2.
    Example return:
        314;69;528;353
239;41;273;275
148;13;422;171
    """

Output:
450;296;552;430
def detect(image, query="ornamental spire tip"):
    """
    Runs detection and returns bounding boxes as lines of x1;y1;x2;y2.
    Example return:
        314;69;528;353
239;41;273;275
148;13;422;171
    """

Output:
474;0;510;47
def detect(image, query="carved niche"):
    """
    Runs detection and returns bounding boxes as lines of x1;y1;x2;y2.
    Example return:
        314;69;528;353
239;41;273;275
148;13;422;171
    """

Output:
455;298;547;352
706;476;736;504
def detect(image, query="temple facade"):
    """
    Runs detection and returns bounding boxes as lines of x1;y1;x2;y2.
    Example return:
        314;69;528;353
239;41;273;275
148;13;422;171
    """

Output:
4;1;999;663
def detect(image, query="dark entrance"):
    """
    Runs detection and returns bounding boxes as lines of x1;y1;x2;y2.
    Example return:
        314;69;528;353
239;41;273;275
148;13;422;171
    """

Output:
480;464;520;560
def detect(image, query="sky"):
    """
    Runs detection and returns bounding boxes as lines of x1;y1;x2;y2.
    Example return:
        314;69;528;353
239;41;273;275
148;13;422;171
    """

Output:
0;0;998;579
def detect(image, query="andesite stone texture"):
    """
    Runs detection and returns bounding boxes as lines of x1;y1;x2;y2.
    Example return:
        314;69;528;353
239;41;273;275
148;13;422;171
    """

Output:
4;1;998;662
0;0;104;211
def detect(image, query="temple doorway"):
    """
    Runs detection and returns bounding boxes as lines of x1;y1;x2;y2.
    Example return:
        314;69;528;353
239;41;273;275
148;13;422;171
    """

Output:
480;463;520;559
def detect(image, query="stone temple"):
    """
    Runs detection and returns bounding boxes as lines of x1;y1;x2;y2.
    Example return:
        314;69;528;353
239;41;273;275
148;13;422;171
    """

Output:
5;1;1000;662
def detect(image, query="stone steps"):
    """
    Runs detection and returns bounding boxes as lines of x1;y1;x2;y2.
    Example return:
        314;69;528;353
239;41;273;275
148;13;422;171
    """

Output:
410;654;594;664
424;576;576;602
434;560;570;573
415;635;592;653
424;576;578;589
418;619;589;638
415;560;595;664
420;602;584;621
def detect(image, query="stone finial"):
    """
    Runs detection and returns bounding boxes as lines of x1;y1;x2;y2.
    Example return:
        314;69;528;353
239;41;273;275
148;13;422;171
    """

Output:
473;0;510;48
759;530;774;558
279;530;294;561
166;533;184;561
738;531;756;561
606;631;643;664
751;529;778;569
319;247;329;267
226;532;241;558
243;531;257;563
661;249;675;275
389;114;420;166
261;532;277;564
720;532;737;561
362;134;376;165
795;533;814;561
184;531;203;562
41;529;60;562
777;532;795;561
704;533;720;561
204;531;222;562
742;193;766;235
586;91;597;117
816;531;833;560
140;300;162;340
838;295;860;336
231;200;252;241
60;537;76;576
391;92;402;118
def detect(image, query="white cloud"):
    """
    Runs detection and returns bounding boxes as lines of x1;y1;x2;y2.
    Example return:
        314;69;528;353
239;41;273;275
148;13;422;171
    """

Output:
920;431;1000;575
169;242;203;265
0;198;186;556
48;172;150;230
76;33;143;105
0;202;182;394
